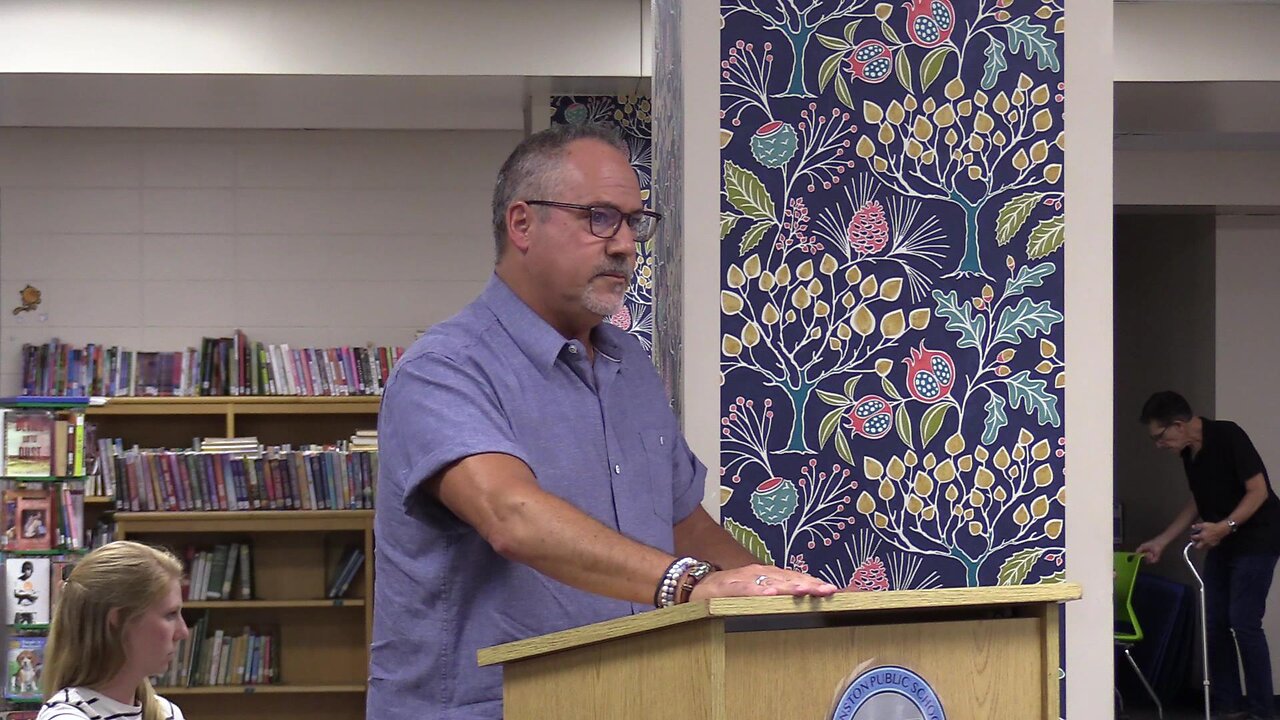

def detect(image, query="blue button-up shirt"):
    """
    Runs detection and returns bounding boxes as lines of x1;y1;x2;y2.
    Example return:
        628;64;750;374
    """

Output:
368;275;706;720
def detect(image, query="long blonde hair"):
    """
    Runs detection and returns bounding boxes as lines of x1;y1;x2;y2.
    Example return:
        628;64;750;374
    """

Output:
42;541;184;720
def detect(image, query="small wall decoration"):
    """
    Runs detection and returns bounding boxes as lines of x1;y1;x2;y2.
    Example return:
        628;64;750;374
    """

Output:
12;285;41;316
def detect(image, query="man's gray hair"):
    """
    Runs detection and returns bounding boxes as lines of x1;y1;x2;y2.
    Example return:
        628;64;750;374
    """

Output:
491;123;629;259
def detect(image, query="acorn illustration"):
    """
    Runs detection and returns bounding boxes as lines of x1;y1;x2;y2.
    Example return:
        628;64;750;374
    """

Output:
751;477;799;525
750;120;798;168
563;102;589;124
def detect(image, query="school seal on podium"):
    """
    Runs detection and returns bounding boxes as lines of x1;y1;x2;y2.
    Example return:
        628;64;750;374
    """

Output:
830;664;945;720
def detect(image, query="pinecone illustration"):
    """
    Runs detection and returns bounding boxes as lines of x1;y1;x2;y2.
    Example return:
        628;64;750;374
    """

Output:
607;305;632;331
851;557;890;591
846;200;889;256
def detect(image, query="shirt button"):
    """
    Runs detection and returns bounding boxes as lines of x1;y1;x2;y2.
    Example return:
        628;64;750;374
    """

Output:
614;464;621;474
567;345;578;354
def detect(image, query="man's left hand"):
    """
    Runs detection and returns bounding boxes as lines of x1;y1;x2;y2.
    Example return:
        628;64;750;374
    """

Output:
1190;521;1229;549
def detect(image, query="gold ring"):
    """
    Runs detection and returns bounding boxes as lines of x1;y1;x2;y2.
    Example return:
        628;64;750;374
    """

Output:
754;574;770;586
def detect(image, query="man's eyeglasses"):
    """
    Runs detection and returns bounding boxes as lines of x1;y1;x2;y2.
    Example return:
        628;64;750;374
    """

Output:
1150;423;1177;443
526;200;662;243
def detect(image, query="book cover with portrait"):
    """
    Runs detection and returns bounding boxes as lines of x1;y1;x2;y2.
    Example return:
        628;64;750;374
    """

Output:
12;491;52;551
6;557;51;626
5;636;46;701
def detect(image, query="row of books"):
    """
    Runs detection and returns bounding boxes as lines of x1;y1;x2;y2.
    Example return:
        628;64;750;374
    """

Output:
20;337;406;397
4;556;76;627
98;440;377;512
0;409;87;478
2;486;85;552
183;543;254;602
155;615;279;689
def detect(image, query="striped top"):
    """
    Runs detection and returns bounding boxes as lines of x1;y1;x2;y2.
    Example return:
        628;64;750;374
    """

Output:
36;687;185;720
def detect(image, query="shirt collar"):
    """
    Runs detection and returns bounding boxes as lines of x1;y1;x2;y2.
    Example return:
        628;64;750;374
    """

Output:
480;274;625;374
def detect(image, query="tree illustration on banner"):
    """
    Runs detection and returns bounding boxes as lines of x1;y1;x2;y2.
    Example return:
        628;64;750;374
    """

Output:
722;0;877;98
810;3;1063;277
719;0;1064;593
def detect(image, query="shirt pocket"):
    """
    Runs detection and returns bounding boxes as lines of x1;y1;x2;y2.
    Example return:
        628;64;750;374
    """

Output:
641;429;675;523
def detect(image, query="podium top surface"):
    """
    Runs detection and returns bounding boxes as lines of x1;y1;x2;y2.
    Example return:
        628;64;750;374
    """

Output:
478;582;1081;667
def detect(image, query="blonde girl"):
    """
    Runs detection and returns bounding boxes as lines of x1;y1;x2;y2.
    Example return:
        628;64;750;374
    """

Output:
38;541;188;720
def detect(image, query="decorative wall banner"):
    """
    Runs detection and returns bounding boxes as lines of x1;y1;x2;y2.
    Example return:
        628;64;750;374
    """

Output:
718;0;1065;593
552;95;657;355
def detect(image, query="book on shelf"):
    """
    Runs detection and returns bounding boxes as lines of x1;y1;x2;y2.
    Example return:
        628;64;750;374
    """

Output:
11;491;52;552
21;336;405;398
195;437;262;455
326;545;365;599
1;410;54;477
4;636;46;701
349;429;378;451
5;557;51;626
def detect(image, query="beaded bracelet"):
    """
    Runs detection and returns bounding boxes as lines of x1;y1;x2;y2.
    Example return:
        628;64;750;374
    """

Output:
655;556;698;608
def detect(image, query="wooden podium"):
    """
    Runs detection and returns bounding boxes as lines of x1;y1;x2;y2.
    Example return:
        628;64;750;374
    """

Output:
479;583;1081;719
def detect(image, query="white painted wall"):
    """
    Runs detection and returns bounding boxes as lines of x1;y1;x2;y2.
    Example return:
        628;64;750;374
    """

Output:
1215;213;1280;688
1065;0;1115;716
0;128;520;394
0;0;652;77
1116;3;1280;82
677;0;721;513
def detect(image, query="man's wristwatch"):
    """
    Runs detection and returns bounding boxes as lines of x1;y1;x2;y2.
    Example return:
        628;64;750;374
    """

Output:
1226;519;1239;533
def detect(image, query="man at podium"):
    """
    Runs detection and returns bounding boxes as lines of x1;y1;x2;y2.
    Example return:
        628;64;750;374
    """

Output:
368;124;839;720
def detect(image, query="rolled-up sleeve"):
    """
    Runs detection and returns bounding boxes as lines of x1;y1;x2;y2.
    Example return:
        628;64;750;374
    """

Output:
381;351;529;513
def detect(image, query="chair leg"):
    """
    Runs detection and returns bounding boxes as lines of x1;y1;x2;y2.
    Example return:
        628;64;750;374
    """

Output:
1123;646;1163;719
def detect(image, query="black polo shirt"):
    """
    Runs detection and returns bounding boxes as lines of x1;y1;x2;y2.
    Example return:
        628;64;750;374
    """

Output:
1182;418;1280;555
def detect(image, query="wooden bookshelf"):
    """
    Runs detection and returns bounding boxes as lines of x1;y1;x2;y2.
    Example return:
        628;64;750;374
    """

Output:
93;398;377;720
87;396;381;446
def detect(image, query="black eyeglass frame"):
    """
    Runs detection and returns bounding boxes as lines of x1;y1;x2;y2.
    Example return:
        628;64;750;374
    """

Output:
525;200;663;242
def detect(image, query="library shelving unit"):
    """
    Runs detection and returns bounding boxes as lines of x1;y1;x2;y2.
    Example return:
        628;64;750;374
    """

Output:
87;396;379;720
1;397;92;714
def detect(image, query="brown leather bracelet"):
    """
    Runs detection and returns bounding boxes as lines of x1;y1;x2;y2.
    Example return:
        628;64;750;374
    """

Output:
677;561;714;604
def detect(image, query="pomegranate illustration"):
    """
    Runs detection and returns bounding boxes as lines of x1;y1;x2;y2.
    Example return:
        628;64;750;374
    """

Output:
751;477;799;525
845;40;892;84
903;0;955;48
903;343;955;403
847;395;893;438
847;200;890;256
749;120;799;168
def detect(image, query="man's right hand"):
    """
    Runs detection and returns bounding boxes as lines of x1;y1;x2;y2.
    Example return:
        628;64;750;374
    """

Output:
688;564;839;602
1135;538;1167;563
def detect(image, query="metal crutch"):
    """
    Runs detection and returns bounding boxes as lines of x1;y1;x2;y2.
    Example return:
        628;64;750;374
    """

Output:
1183;540;1211;720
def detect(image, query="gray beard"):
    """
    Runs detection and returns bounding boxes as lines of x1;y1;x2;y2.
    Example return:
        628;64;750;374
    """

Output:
582;284;625;317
